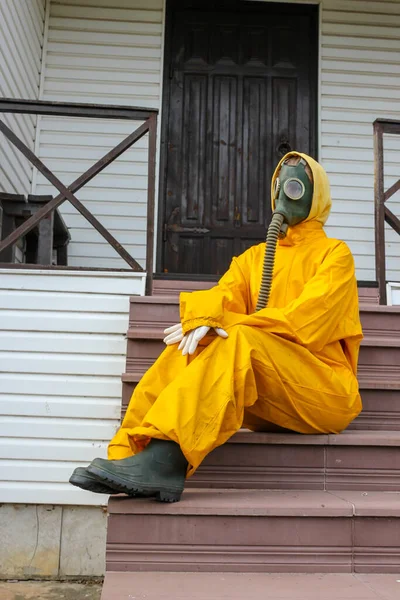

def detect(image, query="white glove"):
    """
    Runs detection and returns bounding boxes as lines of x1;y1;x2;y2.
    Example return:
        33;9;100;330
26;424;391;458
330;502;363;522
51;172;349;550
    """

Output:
163;323;228;356
163;323;185;346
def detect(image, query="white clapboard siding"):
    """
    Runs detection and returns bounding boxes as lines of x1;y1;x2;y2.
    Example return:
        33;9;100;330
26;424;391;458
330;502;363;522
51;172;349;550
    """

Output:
321;0;400;281
0;0;45;195
387;282;400;305
33;0;400;279
0;268;146;505
33;0;163;269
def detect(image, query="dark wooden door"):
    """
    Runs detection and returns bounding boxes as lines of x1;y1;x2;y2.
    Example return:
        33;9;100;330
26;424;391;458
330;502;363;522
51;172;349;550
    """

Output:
159;0;317;275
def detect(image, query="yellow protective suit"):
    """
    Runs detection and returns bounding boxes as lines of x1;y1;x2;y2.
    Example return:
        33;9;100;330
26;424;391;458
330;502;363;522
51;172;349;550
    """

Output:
108;152;363;476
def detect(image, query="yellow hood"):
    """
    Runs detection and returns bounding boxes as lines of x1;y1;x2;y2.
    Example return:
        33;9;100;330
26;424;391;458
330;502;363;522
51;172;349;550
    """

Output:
271;151;332;226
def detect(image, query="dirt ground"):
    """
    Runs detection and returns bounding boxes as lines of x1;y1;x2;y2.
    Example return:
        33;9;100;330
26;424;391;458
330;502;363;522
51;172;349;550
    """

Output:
0;580;102;600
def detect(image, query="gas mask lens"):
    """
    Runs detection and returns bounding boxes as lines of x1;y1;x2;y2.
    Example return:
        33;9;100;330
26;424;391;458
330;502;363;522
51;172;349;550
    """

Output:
283;178;305;201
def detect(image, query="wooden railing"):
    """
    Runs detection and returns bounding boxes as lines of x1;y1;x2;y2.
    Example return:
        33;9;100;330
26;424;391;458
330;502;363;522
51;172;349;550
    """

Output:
0;98;157;293
373;119;400;305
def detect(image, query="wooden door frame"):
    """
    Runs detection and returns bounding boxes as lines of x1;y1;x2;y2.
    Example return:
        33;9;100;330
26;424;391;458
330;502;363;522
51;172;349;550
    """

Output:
155;0;319;277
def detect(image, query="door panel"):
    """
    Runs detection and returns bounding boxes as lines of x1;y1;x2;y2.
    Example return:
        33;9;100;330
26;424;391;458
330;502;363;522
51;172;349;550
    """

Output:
160;0;318;276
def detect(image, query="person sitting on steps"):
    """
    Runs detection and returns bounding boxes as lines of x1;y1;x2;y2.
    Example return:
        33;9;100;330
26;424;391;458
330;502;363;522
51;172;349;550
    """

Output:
70;151;363;503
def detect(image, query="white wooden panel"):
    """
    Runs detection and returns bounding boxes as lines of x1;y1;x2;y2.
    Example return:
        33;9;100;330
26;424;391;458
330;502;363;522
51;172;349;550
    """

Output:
321;0;400;281
67;243;146;261
1;372;122;398
67;256;145;269
1;460;99;482
387;283;400;306
0;438;109;462
0;268;146;294
34;0;400;278
0;268;144;505
61;214;147;232
0;351;125;376
34;0;163;269
0;0;45;195
1;416;118;440
0;395;120;419
48;41;162;60
0;482;109;506
54;0;162;7
0;290;130;312
51;3;162;20
0;331;125;354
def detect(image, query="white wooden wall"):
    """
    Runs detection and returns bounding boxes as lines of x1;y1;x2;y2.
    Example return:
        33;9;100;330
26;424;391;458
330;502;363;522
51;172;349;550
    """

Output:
0;269;146;505
321;0;400;281
33;0;163;269
0;0;46;194
387;282;400;306
33;0;400;280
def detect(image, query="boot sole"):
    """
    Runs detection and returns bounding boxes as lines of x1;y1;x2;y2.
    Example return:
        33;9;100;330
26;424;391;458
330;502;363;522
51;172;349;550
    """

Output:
86;464;182;503
69;472;118;495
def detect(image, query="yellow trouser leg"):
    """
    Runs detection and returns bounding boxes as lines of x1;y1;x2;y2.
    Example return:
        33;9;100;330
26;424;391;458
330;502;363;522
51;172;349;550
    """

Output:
108;326;259;474
108;343;198;459
108;325;360;476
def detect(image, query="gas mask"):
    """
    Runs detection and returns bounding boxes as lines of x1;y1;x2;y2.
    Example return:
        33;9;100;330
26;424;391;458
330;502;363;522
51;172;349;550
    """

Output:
255;156;314;312
273;157;313;233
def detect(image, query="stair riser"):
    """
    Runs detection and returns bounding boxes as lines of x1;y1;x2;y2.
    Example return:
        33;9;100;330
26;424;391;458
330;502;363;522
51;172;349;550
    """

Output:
151;280;380;305
106;514;400;573
126;338;400;368
129;302;400;338
125;338;400;391
350;389;400;430
195;444;400;492
122;384;400;431
112;399;400;491
129;300;179;332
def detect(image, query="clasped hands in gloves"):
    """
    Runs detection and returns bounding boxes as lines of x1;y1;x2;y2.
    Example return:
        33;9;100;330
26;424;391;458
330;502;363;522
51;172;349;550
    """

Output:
163;323;228;356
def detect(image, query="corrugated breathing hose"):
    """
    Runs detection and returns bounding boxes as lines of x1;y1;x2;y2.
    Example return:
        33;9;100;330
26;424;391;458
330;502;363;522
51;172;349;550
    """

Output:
255;212;285;312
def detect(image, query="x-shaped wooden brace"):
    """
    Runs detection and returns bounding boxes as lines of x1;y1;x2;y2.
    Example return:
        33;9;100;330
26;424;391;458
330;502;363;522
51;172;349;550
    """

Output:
0;115;156;270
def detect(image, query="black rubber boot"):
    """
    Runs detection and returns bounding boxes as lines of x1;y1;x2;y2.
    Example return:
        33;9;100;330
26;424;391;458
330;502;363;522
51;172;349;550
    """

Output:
69;466;122;494
86;439;188;502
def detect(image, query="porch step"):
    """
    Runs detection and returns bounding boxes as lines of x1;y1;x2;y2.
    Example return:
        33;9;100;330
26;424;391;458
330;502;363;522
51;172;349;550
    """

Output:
103;286;400;587
122;374;400;432
151;279;380;305
122;296;400;430
128;296;399;336
101;572;400;600
105;489;400;574
105;428;400;492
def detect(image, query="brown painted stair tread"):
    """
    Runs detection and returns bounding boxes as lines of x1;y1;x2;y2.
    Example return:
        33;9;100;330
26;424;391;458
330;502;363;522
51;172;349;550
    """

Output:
105;489;400;574
107;488;400;517
151;279;381;302
128;296;400;332
101;572;400;600
125;299;400;392
104;285;400;583
123;295;400;436
193;430;400;492
99;428;400;447
99;429;400;492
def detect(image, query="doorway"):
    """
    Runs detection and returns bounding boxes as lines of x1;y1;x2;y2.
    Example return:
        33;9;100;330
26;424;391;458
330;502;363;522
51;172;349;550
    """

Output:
158;0;318;276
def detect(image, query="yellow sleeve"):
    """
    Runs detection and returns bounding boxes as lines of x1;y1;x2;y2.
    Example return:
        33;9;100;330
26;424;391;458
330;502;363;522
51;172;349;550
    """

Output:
179;250;252;334
243;241;363;352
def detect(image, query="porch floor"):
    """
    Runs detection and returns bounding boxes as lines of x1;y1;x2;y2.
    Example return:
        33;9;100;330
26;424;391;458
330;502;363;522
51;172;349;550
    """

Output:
2;573;400;600
0;580;102;600
101;572;400;600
